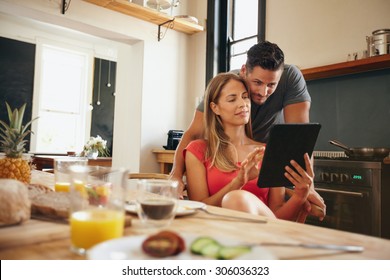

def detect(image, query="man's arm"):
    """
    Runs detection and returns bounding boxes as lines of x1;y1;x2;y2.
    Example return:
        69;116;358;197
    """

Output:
169;110;205;196
283;101;310;123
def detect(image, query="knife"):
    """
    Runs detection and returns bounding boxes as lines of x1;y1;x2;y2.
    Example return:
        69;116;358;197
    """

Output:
259;242;364;252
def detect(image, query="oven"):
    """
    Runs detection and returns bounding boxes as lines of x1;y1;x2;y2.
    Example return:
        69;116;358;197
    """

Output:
306;153;390;239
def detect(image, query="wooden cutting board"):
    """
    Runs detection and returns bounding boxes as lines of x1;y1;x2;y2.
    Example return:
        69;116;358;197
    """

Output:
0;219;69;250
0;215;132;250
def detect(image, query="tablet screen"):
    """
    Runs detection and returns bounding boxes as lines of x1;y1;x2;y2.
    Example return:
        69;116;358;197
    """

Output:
257;123;321;188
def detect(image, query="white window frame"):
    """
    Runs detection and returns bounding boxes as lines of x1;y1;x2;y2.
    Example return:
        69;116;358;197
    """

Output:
227;0;265;71
30;38;94;154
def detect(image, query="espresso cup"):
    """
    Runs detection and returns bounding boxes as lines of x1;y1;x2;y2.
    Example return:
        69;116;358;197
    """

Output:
136;179;178;228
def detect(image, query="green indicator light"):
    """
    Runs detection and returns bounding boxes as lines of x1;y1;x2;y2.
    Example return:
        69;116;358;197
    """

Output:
353;175;362;180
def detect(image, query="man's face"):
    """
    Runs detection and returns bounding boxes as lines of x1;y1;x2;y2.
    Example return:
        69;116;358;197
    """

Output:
240;65;283;105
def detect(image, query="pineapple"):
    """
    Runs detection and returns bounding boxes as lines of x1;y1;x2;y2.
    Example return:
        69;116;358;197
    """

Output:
0;102;37;183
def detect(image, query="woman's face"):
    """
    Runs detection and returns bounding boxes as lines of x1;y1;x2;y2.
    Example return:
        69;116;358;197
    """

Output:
211;79;250;127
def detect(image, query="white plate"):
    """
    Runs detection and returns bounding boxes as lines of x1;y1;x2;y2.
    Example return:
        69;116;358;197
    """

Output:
125;200;206;217
87;234;276;260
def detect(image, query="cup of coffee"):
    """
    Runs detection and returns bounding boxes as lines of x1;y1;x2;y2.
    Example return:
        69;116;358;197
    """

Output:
136;179;178;228
68;166;128;255
54;157;88;192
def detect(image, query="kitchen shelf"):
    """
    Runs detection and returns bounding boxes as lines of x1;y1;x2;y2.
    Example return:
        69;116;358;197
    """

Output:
301;54;390;81
83;0;204;36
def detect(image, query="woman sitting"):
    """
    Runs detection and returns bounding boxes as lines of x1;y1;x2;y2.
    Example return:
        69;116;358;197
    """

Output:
183;73;325;222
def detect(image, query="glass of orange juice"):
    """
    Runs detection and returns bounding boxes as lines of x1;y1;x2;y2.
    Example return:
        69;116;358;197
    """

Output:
54;157;88;192
68;166;128;255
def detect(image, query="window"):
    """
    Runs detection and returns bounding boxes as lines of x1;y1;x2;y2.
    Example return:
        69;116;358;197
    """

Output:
31;43;92;153
228;0;261;70
205;0;265;81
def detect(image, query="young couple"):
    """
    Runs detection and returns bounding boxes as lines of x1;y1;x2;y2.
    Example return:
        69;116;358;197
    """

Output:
178;41;326;222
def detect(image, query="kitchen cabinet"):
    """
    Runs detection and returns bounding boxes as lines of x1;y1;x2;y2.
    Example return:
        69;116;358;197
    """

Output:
301;54;390;81
83;0;204;36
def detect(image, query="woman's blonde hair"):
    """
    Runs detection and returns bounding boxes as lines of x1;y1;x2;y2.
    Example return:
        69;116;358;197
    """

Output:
204;72;253;171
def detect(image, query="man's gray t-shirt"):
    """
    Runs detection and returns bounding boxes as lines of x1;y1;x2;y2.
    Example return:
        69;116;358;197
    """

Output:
197;64;311;143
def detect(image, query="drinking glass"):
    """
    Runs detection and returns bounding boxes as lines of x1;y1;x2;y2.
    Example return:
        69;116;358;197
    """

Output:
54;157;88;192
136;179;178;229
68;166;128;255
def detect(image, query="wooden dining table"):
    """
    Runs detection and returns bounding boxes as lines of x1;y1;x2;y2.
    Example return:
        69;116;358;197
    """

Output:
1;171;390;260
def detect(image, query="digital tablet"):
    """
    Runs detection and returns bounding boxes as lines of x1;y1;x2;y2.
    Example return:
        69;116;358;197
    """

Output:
257;123;321;188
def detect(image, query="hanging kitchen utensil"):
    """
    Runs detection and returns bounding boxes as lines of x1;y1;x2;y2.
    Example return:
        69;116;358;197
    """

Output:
329;140;390;159
96;60;101;106
106;61;111;88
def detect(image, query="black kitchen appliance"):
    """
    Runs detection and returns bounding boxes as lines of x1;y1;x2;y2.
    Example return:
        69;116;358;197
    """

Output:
307;151;390;239
163;130;183;150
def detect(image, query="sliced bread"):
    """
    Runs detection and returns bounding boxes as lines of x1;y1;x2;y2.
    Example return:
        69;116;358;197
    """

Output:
27;183;53;200
31;192;70;219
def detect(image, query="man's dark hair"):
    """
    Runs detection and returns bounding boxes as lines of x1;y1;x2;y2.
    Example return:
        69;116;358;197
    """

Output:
246;41;285;72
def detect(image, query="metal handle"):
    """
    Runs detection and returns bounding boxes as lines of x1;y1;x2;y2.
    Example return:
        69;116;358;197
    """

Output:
329;140;351;151
315;187;365;198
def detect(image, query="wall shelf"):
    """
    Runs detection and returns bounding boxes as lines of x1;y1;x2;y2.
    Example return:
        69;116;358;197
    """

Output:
83;0;204;36
301;54;390;81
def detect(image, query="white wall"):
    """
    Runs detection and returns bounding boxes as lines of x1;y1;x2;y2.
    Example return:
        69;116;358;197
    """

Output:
266;0;390;69
0;0;208;173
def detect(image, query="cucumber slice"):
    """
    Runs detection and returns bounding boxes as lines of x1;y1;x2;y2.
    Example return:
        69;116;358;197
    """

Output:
190;237;216;255
200;241;222;258
217;245;252;260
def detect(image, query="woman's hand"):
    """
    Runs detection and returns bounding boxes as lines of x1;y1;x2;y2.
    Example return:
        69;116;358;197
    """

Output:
235;147;264;186
169;173;186;199
284;153;313;202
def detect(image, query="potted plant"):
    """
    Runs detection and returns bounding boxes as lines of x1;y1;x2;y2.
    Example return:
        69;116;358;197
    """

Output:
81;135;109;159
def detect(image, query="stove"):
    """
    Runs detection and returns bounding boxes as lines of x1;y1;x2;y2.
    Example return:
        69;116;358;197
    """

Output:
308;151;390;239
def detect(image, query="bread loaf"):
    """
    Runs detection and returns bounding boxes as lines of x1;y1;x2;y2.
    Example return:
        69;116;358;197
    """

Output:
0;179;31;226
